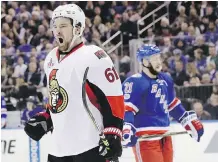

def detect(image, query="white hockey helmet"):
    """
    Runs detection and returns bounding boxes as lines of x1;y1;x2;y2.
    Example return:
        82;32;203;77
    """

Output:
51;4;85;51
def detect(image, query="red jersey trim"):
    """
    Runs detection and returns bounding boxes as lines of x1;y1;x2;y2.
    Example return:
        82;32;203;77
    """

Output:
106;96;125;120
56;42;84;63
85;83;101;112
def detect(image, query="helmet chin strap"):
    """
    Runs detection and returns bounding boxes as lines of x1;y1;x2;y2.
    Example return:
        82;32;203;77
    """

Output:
64;27;79;53
142;62;159;76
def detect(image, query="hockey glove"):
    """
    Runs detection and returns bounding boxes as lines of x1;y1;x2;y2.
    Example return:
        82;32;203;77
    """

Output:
24;112;53;141
179;111;204;142
122;123;138;147
99;127;122;161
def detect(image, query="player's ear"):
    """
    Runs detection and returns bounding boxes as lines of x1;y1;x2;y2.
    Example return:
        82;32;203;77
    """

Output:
142;58;149;66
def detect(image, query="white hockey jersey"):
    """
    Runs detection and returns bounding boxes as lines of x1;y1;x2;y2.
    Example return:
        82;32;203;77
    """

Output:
44;43;124;157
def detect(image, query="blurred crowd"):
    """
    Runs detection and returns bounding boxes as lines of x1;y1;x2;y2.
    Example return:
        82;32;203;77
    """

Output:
1;1;218;128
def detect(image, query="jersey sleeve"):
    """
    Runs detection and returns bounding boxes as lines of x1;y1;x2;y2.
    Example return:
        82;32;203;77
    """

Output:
162;73;186;120
86;49;124;130
163;74;181;111
122;77;143;115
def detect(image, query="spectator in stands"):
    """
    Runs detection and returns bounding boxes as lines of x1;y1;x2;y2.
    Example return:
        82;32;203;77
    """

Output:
204;92;218;119
158;17;170;34
201;73;212;84
2;66;16;88
92;15;107;41
161;37;173;53
36;37;49;53
192;35;209;57
29;55;38;63
186;59;201;79
188;25;199;39
206;43;218;70
194;48;207;74
5;39;15;56
21;96;45;125
192;101;212;120
171;60;189;86
205;20;218;43
189;7;200;26
146;28;155;39
171;5;187;35
18;38;32;53
1;96;7;128
120;12;137;44
1;57;8;80
110;15;121;45
24;27;34;45
91;30;102;47
169;49;187;72
24;62;40;86
199;16;209;34
205;5;217;22
174;38;188;54
12;20;26;45
84;1;95;19
31;25;47;47
94;6;101;18
162;61;173;76
206;62;217;82
178;22;189;36
96;1;111;23
177;6;188;23
212;71;218;84
12;56;27;78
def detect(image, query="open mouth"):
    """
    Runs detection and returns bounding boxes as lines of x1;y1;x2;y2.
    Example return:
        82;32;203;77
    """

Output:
58;38;63;44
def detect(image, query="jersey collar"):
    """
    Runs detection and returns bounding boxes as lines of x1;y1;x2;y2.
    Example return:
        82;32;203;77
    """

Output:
141;71;158;80
56;42;84;63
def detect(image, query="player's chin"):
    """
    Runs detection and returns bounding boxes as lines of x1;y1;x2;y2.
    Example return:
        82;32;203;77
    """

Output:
155;67;162;73
58;43;68;51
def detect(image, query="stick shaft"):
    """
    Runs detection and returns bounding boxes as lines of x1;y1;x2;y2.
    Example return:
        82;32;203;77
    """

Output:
82;67;102;132
138;131;188;141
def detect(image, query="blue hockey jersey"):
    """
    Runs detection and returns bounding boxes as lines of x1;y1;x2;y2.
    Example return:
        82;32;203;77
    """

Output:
1;96;7;128
122;72;183;136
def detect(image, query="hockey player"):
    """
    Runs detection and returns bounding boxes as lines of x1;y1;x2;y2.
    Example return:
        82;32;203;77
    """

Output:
24;4;124;162
122;44;204;162
1;96;7;128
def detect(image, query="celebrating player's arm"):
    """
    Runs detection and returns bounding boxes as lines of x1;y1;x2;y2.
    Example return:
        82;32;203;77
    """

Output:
24;50;54;141
24;105;53;141
85;47;125;160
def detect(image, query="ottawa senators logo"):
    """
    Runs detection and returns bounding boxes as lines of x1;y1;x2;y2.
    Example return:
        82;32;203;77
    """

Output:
47;69;68;113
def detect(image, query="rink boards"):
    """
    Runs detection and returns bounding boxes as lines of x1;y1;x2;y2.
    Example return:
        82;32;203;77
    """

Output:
1;122;218;162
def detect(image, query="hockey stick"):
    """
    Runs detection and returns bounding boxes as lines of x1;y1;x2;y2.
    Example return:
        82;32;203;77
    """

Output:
138;130;189;141
82;67;119;162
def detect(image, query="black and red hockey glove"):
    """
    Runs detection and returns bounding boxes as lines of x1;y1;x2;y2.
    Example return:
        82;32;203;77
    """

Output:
24;112;53;141
99;127;122;161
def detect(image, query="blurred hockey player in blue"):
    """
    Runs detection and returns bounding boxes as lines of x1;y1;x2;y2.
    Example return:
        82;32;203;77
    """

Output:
1;96;7;128
122;44;204;162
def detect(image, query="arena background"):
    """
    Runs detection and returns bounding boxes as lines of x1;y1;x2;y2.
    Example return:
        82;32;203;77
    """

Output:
1;1;218;162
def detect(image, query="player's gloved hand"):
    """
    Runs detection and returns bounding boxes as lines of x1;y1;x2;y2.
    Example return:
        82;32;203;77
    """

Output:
99;127;122;161
179;111;204;142
122;123;138;147
24;112;53;141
